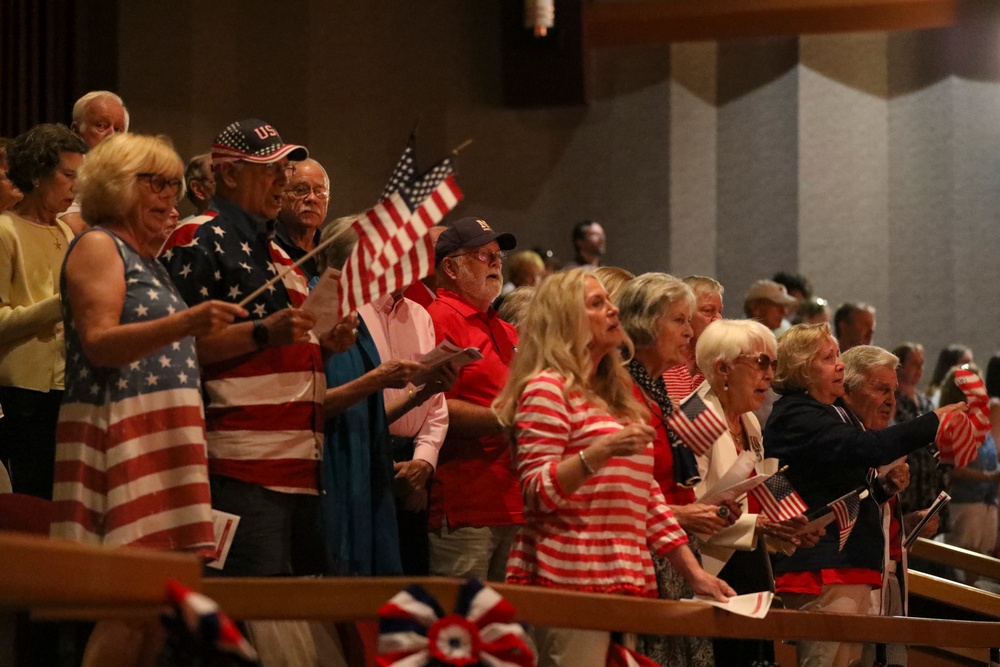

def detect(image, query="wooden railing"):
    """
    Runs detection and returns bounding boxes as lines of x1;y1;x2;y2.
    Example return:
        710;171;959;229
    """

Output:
3;532;1000;667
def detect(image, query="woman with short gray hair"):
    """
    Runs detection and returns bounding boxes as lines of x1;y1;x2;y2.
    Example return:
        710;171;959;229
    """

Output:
694;319;815;666
619;273;735;667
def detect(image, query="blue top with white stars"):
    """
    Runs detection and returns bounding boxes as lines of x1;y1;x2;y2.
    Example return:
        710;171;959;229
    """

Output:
161;196;294;321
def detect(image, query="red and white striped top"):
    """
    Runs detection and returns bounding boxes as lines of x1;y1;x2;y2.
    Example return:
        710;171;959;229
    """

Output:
506;370;688;597
663;364;704;405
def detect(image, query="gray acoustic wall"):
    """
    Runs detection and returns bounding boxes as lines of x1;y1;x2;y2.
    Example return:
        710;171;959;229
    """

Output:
117;1;1000;377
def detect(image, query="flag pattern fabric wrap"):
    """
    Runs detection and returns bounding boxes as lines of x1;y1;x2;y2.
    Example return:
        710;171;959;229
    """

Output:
339;148;463;317
748;472;808;522
52;230;215;551
376;579;535;667
936;368;991;468
606;643;663;667
162;579;258;664
666;392;726;457
830;492;862;550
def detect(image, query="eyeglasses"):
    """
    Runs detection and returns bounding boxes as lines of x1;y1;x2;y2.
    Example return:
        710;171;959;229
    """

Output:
285;184;330;201
449;249;506;264
137;173;183;195
737;353;777;372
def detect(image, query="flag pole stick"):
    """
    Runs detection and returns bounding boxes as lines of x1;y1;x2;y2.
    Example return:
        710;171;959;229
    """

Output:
237;230;344;309
452;138;473;155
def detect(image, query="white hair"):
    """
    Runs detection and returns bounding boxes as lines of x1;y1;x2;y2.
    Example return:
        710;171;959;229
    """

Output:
72;90;130;131
841;345;899;392
696;319;777;386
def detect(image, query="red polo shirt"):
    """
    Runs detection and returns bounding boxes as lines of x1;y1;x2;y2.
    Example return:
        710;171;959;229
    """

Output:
426;289;524;529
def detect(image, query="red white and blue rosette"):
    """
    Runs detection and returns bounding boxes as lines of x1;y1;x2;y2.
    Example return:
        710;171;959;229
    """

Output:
376;579;535;667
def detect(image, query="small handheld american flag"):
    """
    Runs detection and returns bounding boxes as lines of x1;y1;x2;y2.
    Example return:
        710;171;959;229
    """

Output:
748;472;807;522
830;490;863;551
666;392;726;457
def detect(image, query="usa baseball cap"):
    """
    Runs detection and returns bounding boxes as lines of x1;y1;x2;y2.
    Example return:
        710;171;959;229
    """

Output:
211;118;308;164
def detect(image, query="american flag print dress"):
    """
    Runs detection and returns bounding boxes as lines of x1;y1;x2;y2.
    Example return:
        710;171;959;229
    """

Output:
51;228;214;551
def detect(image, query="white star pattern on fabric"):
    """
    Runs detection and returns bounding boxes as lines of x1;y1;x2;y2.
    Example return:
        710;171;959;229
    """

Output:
89;383;100;395
178;372;188;384
146;373;159;386
136;304;149;317
253;303;266;317
167;305;176;315
147;289;159;301
127;277;139;285
241;242;251;255
117;378;128;390
159;355;172;368
163;249;173;260
79;367;89;379
240;262;252;273
186;358;196;369
130;361;141;370
213;270;222;281
212;226;226;237
214;242;224;254
228;285;242;299
199;286;209;297
172;342;181;350
179;264;192;278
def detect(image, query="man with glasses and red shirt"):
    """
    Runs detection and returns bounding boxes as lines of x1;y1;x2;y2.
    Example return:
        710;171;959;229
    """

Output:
425;217;521;580
276;157;330;282
162;118;326;577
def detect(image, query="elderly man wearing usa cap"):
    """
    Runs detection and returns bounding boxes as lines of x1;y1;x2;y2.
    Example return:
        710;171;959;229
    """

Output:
425;217;523;581
162;119;327;577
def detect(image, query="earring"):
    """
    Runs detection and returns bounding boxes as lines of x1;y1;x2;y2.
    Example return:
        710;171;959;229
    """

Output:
724;382;729;391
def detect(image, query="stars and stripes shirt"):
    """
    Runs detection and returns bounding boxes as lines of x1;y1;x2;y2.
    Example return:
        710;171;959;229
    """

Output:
506;370;688;597
161;197;324;495
52;229;214;551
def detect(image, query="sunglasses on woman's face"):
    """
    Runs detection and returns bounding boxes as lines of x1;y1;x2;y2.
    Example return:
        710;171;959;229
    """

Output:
737;353;777;372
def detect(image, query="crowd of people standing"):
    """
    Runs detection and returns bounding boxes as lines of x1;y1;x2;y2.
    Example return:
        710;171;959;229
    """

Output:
0;90;996;667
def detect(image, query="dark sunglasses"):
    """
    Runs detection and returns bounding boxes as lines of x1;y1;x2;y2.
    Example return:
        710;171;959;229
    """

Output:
737;353;777;372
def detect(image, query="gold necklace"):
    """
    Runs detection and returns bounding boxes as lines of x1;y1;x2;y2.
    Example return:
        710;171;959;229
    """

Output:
20;212;64;249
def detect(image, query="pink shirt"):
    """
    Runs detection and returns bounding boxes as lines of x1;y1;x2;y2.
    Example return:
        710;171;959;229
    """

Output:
358;294;448;469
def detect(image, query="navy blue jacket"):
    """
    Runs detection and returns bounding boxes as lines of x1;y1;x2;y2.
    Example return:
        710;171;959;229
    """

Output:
764;391;939;574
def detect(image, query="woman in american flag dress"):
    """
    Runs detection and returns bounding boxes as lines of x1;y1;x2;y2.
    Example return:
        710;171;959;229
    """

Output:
495;268;735;667
51;133;244;666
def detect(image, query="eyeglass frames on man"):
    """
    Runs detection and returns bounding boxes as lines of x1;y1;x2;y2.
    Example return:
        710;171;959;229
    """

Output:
285;184;330;201
448;249;506;264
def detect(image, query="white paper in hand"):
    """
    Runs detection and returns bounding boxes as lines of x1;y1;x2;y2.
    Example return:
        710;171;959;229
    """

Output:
697;450;761;504
419;340;483;371
301;268;341;335
682;591;774;618
205;510;240;571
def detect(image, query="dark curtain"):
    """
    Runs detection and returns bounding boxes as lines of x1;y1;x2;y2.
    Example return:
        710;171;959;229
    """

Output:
0;0;118;138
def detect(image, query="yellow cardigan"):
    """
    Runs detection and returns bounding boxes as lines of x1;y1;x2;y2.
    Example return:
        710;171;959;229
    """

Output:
0;211;72;392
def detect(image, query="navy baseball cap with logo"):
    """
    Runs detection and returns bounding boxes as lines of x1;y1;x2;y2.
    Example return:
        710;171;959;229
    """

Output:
211;118;308;164
435;217;517;264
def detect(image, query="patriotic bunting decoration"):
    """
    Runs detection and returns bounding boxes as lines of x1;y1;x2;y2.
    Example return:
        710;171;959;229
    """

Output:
338;141;463;317
160;580;258;665
748;472;808;522
935;368;991;468
830;492;862;551
666;392;726;457
606;643;662;667
376;579;535;667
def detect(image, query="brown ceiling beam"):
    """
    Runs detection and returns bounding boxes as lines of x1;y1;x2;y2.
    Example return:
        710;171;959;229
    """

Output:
585;0;960;46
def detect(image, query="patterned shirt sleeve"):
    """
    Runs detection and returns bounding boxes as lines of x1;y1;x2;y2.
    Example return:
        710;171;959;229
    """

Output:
162;237;219;307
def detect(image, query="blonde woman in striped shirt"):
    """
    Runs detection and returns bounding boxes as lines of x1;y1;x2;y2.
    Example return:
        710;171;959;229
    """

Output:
495;268;734;667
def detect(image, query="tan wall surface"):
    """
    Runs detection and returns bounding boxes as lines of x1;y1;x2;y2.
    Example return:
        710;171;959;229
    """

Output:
117;1;1000;376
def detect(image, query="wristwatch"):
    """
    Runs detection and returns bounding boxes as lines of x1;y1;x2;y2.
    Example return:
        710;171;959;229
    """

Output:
252;320;270;349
